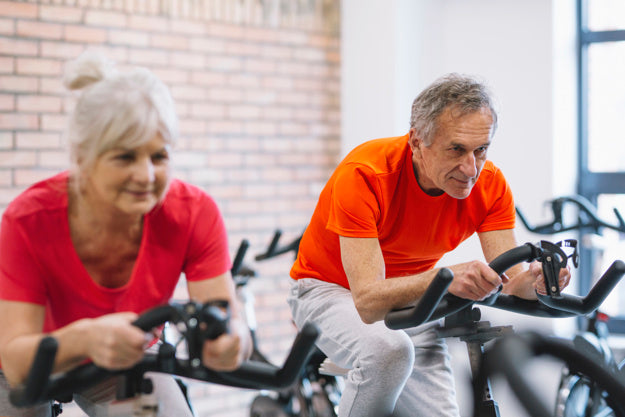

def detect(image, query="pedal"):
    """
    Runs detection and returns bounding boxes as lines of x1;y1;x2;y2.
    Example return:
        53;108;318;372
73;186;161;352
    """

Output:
318;358;349;377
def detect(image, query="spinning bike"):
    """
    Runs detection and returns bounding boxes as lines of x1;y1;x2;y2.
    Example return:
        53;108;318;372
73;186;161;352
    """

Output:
517;195;625;417
384;239;625;417
231;232;341;417
9;296;320;417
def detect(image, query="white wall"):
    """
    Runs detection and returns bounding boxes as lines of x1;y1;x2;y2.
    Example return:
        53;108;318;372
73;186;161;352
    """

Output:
341;0;578;415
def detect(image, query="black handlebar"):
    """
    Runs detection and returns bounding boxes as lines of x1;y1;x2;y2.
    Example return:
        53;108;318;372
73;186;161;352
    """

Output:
516;194;625;235
10;301;320;408
384;241;625;330
255;229;302;261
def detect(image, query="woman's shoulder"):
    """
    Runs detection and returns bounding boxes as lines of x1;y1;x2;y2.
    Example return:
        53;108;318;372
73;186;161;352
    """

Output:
3;172;69;220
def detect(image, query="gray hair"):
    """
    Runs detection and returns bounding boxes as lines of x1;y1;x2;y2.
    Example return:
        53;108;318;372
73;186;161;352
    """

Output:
410;73;497;145
64;51;178;172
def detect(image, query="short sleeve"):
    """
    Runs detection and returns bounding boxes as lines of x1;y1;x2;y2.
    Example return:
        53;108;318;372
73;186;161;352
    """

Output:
0;213;47;304
326;165;381;238
477;167;516;233
183;194;231;281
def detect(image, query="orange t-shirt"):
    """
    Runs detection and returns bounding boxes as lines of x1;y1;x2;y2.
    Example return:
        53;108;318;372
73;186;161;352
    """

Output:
290;135;516;289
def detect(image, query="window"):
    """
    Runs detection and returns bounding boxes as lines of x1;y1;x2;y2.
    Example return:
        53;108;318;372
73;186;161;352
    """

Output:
577;0;625;331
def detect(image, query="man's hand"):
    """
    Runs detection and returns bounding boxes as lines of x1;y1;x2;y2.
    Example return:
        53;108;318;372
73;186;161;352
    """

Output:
447;261;508;301
529;261;572;295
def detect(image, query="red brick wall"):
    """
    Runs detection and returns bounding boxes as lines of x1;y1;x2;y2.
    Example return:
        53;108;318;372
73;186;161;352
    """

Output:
0;1;340;415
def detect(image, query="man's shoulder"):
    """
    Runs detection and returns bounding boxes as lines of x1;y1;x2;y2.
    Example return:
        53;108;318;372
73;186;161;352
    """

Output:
342;135;410;175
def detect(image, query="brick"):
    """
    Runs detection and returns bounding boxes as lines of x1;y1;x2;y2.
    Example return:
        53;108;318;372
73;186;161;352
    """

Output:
0;170;11;186
205;56;242;72
188;37;225;54
0;56;12;73
0;113;38;130
41;114;68;131
169;19;206;35
226;104;261;120
0;37;38;56
243;58;276;74
169;52;205;69
39;5;84;23
152;68;189;84
16;132;62;149
17;20;63;39
128;15;169;32
207;88;242;103
190;103;226;119
40;41;85;59
127;49;168;66
39;77;67;95
150;33;189;50
16;58;63;76
0;131;13;148
64;25;107;43
0;93;14;111
85;10;128;28
0;17;14;35
0;150;37;167
17;95;62;113
0;76;38;93
171;85;206;102
0;1;38;18
38;150;69;168
206;23;244;39
109;29;149;47
14;169;58;186
0;188;23;206
190;71;226;86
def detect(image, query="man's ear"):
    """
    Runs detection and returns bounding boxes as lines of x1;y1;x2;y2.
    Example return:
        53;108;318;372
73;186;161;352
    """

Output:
408;128;421;152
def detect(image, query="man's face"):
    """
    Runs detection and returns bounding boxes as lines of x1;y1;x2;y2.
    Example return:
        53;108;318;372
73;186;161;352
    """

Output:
410;107;494;199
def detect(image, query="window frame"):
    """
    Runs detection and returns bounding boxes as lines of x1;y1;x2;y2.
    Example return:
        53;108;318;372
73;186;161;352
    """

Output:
577;0;625;332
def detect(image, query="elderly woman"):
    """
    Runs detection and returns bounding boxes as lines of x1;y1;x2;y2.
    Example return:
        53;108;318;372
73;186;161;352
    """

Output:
0;53;252;416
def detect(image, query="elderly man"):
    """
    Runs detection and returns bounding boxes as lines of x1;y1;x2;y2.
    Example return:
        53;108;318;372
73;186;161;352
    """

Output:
288;73;570;416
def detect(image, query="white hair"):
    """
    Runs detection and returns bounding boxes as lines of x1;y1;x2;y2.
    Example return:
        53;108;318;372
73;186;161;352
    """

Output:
64;51;178;172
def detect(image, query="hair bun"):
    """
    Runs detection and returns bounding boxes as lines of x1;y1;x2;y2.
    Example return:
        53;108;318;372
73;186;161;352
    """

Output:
63;50;116;90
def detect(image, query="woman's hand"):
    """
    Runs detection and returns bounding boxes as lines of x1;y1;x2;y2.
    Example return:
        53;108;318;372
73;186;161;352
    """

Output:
84;312;148;370
201;318;251;371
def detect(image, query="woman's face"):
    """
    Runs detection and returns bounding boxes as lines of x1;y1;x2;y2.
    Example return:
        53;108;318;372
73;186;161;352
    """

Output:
82;134;171;217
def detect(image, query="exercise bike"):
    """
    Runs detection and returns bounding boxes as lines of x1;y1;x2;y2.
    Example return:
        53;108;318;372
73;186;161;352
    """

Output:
9;295;320;417
383;238;625;417
230;232;341;417
517;195;625;417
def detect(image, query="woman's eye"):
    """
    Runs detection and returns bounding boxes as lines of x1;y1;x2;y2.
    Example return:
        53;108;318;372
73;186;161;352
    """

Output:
152;152;169;162
116;153;135;161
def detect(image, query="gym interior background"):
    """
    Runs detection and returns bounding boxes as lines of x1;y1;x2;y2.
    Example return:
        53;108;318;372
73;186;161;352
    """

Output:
1;0;623;416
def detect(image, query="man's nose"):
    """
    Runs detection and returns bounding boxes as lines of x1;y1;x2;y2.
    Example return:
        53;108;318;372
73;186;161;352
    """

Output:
459;152;477;178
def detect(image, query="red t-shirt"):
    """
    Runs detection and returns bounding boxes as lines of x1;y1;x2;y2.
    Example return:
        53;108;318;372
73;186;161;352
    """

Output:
290;135;516;289
0;172;231;332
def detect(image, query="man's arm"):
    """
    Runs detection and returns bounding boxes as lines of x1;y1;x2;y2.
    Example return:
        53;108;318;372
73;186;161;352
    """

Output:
340;236;503;324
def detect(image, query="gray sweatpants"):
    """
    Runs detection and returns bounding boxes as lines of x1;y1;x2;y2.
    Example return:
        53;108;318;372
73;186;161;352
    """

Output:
287;278;460;417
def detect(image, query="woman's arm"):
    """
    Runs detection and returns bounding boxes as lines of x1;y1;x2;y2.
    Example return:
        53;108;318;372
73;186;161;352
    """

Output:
187;272;252;371
0;300;147;387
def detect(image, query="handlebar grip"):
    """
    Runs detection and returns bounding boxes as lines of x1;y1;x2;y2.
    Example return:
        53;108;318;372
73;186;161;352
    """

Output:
385;268;454;329
9;336;58;407
132;305;178;331
215;322;320;389
536;260;625;314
